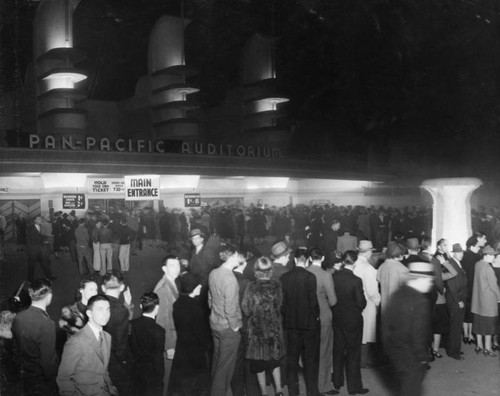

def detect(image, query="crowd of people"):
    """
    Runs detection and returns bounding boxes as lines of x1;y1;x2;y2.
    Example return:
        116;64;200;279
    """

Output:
2;202;500;396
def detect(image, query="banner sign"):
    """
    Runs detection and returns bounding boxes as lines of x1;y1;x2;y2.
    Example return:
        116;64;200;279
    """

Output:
124;175;160;201
63;194;85;209
184;193;201;207
87;178;125;193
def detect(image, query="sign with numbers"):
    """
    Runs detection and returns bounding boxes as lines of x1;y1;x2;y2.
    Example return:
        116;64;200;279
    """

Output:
184;193;201;207
62;194;85;209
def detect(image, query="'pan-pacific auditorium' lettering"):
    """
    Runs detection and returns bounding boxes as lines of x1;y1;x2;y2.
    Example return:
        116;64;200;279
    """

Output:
28;134;281;159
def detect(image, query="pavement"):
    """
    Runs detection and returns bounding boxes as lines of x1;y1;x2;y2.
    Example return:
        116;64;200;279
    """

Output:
1;240;499;396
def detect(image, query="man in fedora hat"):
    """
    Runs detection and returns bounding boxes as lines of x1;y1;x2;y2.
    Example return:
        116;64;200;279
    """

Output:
402;238;421;267
445;243;468;360
353;240;380;368
383;261;434;396
271;240;293;280
377;242;409;314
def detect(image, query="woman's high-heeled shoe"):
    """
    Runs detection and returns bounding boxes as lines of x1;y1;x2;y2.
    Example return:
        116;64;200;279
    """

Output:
430;349;442;358
491;344;500;351
463;337;470;345
474;347;483;354
483;349;497;357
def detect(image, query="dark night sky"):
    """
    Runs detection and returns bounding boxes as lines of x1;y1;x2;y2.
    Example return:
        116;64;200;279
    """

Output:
3;0;500;178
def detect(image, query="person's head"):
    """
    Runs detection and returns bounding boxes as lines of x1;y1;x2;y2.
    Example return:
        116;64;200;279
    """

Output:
179;273;202;296
342;250;358;267
77;278;98;305
254;257;273;279
189;229;205;248
357;240;374;259
102;270;125;295
406;238;420;254
481;245;496;262
162;255;181;280
436;238;448;253
407;262;434;293
86;294;111;328
95;220;102;229
140;291;160;317
386;241;404;260
102;219;109;227
219;244;239;268
34;216;42;226
474;232;487;247
271;241;292;262
29;279;53;307
309;247;324;263
294;247;310;267
120;218;128;226
78;218;86;226
451;243;464;261
420;236;432;252
331;219;340;231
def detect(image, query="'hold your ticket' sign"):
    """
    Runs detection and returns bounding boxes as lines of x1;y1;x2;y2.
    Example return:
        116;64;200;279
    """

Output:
124;175;160;201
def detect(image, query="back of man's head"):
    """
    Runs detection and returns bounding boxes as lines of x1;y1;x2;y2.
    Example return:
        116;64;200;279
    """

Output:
309;247;323;261
294;247;310;266
102;270;124;290
140;292;159;314
29;279;52;301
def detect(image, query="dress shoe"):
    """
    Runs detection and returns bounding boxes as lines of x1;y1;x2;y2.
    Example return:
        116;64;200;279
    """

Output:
449;355;464;360
348;389;369;395
492;344;500;351
430;349;442;358
474;347;483;355
483;349;497;357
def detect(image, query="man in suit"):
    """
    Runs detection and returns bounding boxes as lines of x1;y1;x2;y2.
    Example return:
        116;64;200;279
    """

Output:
12;279;59;396
332;251;368;395
281;247;321;396
383;262;434;396
102;270;134;396
445;243;468;360
57;294;118;396
154;255;181;395
321;219;340;266
130;292;165;396
307;247;338;395
26;216;55;282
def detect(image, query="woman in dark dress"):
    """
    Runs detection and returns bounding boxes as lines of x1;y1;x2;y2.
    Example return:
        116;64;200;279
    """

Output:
241;257;285;396
170;273;212;396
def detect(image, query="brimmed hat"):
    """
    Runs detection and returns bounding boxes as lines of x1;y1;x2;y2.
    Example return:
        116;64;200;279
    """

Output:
452;243;464;253
386;241;404;258
190;228;204;238
357;240;374;253
482;245;497;255
406;238;420;250
408;261;434;277
271;241;292;259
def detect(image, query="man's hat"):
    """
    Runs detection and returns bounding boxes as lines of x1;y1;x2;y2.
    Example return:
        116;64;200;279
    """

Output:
451;243;464;253
190;228;204;238
406;238;420;250
408;262;435;277
271;241;292;259
386;241;404;258
482;245;497;255
357;240;374;253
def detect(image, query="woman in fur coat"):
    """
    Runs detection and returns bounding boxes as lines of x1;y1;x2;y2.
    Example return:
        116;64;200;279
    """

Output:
242;257;285;396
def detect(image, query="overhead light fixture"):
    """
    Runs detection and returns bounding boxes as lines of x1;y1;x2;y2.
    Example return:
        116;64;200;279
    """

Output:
42;71;87;83
246;177;289;190
263;97;289;104
160;175;200;189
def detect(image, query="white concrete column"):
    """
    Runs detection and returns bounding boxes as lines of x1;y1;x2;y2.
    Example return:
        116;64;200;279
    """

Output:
420;178;482;247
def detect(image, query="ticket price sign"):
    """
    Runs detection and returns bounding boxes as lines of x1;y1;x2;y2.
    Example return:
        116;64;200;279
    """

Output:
124;175;160;201
88;178;125;193
63;194;86;209
184;193;201;207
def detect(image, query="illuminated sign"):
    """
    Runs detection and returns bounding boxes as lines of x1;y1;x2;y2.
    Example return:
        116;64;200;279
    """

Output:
28;134;281;159
124;175;160;201
87;178;125;193
184;194;201;207
62;194;85;209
